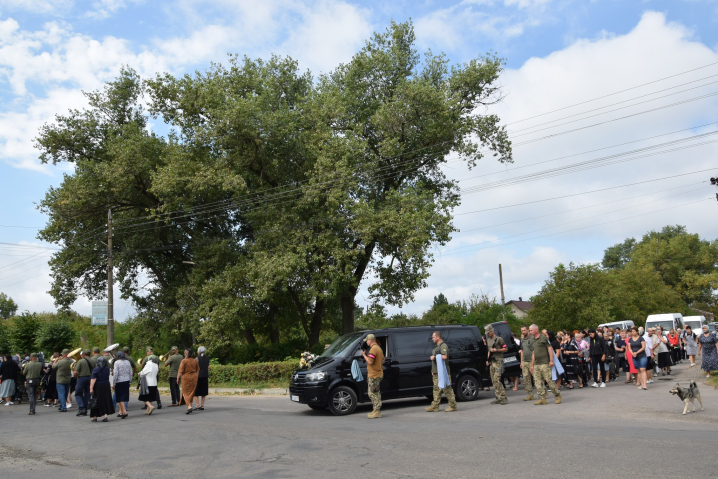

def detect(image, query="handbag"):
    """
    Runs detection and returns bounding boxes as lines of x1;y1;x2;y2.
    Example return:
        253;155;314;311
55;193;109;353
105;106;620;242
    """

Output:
87;395;98;410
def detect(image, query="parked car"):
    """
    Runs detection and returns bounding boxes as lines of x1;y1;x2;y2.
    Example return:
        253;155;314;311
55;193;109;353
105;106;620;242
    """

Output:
289;325;489;415
597;320;635;331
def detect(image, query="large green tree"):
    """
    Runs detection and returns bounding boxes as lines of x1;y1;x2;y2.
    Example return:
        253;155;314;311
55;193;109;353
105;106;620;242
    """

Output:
0;292;18;319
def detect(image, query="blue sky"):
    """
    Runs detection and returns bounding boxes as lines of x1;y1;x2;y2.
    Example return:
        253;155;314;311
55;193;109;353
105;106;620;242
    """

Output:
1;0;718;318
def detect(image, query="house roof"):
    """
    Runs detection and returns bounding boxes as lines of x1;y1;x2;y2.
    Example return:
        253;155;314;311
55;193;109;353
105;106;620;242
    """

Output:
506;300;534;312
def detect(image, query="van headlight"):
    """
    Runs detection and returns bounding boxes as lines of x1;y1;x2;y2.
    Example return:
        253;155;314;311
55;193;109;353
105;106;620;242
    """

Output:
306;371;327;381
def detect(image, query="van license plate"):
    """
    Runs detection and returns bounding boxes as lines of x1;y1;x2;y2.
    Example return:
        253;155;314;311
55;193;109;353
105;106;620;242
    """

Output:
503;357;513;363
291;395;299;402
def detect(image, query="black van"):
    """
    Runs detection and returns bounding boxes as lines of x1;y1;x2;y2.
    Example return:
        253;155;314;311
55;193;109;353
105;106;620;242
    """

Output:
289;325;489;415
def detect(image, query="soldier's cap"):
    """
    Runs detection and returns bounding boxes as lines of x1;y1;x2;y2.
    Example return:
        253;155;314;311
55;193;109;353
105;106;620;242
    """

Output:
61;348;70;355
364;334;376;341
122;346;130;353
484;324;494;332
83;349;91;356
171;346;178;352
92;347;101;354
146;346;154;352
30;353;37;358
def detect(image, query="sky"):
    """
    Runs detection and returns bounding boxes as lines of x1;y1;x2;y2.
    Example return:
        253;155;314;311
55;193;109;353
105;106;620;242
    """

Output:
1;0;718;320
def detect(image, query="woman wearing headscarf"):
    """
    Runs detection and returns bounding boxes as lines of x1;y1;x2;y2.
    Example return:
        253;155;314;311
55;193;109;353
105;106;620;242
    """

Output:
193;346;210;410
112;351;132;419
698;325;718;378
177;348;199;415
138;355;159;415
44;353;59;407
89;357;114;422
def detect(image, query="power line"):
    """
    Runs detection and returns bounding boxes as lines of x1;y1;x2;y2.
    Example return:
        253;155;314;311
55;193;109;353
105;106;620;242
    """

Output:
440;198;711;257
506;61;718;126
455;167;718;216
443;186;707;253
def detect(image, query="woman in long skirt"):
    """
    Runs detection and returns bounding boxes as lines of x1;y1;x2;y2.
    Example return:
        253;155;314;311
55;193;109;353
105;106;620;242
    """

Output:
138;356;159;415
90;357;114;422
112;351;133;419
177;348;199;415
564;334;582;388
194;346;210;410
698;326;718;378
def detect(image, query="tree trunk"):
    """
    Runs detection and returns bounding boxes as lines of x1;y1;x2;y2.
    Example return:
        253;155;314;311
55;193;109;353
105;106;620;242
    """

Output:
307;299;324;347
244;326;257;345
268;303;280;344
341;295;355;335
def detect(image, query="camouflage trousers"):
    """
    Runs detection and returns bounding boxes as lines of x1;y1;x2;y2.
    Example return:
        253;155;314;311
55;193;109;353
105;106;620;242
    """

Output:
368;375;383;411
490;362;506;400
431;374;457;408
532;364;560;399
521;361;534;394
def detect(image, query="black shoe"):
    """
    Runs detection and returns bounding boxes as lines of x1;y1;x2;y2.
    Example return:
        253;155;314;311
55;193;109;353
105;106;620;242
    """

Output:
198;407;204;410
91;418;97;422
76;410;84;416
101;417;108;422
157;404;162;409
186;409;192;415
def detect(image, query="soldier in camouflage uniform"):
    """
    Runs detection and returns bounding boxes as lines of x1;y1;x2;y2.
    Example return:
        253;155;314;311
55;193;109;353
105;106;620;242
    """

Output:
426;331;457;412
519;325;535;401
361;334;385;418
528;324;561;405
485;324;508;405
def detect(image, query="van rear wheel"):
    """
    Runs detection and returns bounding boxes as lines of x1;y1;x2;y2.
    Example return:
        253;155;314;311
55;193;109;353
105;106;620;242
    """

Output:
456;374;480;401
327;386;357;416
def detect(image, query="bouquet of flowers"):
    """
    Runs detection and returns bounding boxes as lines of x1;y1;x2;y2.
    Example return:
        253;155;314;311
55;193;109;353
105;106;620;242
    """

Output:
299;351;316;370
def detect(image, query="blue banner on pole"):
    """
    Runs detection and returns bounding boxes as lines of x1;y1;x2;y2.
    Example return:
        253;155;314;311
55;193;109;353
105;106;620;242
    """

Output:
92;301;108;325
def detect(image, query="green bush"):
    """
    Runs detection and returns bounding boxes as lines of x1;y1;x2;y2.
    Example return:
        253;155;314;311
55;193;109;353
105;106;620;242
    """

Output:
156;360;297;385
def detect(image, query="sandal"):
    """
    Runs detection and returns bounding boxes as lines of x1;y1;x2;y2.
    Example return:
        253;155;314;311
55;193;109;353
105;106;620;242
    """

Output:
624;380;631;384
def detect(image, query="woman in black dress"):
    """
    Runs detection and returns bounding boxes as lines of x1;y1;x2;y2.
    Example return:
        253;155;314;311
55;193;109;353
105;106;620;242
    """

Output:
89;357;114;422
44;355;58;407
564;333;583;388
193;346;210;410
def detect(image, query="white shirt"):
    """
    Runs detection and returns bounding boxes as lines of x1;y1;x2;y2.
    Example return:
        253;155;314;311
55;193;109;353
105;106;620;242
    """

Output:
643;334;654;357
139;361;158;387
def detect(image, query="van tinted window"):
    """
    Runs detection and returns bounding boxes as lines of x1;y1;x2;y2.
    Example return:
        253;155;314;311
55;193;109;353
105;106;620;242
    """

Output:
447;329;477;351
395;331;435;357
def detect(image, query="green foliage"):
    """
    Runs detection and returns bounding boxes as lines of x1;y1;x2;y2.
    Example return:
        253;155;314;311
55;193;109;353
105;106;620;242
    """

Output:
0;293;18;319
156;360;296;385
0;321;10;353
602;238;636;269
530;262;688;331
432;293;449;307
35;320;75;354
9;312;41;354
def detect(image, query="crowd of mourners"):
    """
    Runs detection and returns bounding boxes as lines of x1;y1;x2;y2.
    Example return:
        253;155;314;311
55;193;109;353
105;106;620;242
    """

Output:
0;345;211;421
510;324;718;391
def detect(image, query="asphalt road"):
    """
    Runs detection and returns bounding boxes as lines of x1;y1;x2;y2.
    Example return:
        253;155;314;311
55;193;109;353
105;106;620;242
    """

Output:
1;361;716;479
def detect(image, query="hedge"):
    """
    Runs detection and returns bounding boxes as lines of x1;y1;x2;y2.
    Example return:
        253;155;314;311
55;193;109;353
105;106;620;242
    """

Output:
155;360;297;385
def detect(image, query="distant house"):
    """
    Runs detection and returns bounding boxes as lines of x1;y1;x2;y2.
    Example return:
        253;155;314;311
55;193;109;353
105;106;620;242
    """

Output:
506;297;534;319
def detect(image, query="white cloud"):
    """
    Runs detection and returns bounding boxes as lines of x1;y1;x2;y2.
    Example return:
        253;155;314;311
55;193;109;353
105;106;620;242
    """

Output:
0;0;73;15
384;11;718;316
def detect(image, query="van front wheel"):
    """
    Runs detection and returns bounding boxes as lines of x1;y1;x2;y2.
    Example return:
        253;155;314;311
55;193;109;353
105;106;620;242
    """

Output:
456;374;480;401
327;386;358;416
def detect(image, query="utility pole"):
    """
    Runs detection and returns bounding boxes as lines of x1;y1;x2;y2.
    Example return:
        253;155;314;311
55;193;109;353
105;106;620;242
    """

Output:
107;208;114;346
498;264;506;321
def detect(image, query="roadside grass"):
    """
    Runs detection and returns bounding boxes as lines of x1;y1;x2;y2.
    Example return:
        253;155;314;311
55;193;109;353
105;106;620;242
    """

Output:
708;372;718;389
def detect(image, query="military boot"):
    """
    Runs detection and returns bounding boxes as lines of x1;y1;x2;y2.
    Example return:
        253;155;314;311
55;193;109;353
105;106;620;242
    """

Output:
367;409;382;419
490;398;501;404
444;405;457;412
499;398;508;405
534;397;547;405
523;394;535;401
554;394;562;405
425;405;439;412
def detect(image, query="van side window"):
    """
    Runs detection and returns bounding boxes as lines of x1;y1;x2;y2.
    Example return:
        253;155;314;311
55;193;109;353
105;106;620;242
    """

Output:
395;332;435;357
447;330;477;351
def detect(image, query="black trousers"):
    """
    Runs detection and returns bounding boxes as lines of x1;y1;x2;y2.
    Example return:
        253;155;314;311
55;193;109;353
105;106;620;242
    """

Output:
26;384;37;413
169;377;179;404
591;357;607;383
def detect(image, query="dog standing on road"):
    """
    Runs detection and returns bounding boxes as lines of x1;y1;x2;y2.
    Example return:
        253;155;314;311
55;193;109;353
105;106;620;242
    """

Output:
669;381;704;415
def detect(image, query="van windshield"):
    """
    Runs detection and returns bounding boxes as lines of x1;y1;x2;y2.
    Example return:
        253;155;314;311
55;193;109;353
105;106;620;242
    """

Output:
320;332;364;358
646;321;674;332
684;321;702;331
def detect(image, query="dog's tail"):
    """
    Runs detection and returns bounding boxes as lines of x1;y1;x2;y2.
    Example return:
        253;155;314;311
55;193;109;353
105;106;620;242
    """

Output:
690;380;697;388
